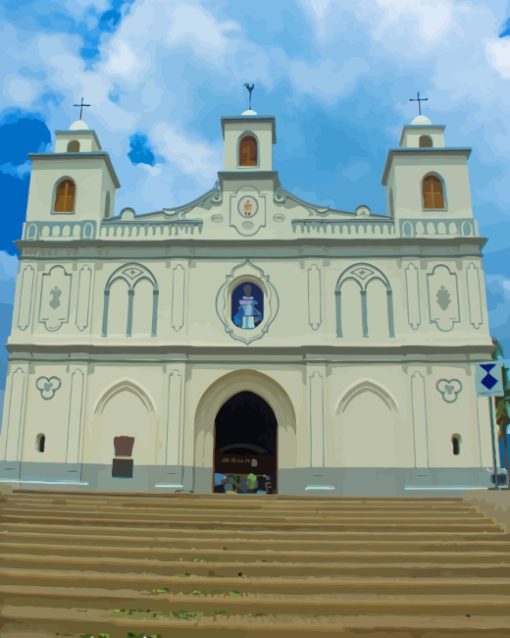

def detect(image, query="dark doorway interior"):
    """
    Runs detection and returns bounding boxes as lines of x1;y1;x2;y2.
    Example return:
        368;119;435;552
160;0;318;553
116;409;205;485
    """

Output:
213;391;277;494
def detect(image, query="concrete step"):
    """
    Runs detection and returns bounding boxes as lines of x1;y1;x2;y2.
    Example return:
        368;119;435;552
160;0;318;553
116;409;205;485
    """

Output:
2;552;510;578
0;494;477;514
2;604;510;637
1;520;506;541
3;584;510;616
5;529;510;552
1;540;510;565
3;566;510;595
0;512;501;532
0;501;489;521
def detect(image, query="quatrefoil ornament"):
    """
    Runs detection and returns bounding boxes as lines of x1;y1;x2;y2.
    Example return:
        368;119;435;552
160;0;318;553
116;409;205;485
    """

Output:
436;378;462;403
36;376;62;400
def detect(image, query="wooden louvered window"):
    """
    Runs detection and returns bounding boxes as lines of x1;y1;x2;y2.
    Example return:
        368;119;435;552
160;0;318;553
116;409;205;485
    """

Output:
54;179;76;213
422;175;444;209
239;135;257;167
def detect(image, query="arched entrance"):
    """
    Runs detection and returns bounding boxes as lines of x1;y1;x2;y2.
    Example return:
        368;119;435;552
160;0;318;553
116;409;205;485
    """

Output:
213;391;277;494
193;370;297;495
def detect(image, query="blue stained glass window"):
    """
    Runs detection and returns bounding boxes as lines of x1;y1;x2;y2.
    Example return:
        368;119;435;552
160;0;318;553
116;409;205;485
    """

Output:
231;282;264;330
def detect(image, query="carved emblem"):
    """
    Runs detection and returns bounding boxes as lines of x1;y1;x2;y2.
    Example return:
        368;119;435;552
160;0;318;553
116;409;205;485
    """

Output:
351;267;373;281
123;266;144;280
49;286;62;309
211;214;223;223
36;376;62;400
436;378;462;403
436;285;451;310
238;195;259;218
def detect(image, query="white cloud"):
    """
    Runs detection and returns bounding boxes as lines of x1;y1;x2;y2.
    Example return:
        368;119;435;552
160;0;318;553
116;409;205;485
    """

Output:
486;37;510;79
151;121;221;179
289;58;370;102
3;75;38;107
374;0;456;43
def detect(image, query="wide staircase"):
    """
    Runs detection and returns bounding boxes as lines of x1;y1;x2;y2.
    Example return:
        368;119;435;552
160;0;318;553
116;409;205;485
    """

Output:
0;491;510;637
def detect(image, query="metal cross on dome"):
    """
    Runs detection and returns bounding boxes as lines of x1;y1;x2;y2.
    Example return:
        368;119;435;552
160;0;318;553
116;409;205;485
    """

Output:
409;91;428;115
73;97;91;120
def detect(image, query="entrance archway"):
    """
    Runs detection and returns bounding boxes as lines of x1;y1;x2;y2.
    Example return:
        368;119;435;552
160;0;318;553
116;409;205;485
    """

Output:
193;370;297;494
214;391;277;493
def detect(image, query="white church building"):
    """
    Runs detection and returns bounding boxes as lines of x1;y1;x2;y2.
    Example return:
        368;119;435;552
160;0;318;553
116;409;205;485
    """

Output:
0;104;496;495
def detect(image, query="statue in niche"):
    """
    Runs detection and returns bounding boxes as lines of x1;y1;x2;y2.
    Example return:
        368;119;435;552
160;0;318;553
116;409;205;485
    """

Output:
232;282;263;329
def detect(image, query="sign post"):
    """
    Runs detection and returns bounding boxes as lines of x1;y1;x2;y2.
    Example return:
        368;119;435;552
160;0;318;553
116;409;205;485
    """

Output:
475;362;504;490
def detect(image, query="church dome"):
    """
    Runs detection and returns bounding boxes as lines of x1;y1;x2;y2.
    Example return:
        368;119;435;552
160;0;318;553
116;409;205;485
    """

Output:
69;119;89;130
411;114;432;126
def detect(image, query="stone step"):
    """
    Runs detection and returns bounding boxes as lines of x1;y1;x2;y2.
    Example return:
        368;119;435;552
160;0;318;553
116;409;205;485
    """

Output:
1;604;510;637
1;540;509;564
0;512;500;532
1;521;505;541
5;529;510;551
0;501;488;520
2;552;510;578
3;493;479;512
3;566;509;595
9;489;464;502
3;584;510;617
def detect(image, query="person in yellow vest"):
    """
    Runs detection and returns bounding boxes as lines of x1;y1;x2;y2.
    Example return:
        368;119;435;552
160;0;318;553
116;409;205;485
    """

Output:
246;472;258;493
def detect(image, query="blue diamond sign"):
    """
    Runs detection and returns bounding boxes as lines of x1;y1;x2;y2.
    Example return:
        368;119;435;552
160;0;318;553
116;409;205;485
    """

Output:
475;362;504;397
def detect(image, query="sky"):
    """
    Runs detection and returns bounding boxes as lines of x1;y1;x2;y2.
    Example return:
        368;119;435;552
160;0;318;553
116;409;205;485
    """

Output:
1;0;510;416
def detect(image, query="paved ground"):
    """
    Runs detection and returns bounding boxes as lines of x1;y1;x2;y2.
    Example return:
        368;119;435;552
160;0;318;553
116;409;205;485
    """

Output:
1;490;510;637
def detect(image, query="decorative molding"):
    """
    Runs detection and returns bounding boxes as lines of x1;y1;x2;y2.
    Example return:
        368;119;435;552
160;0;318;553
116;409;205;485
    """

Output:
17;266;35;331
336;263;393;339
171;264;186;332
465;263;483;329
410;371;429;467
404;263;421;330
165;369;184;465
66;369;85;463
94;379;155;415
1;367;27;462
38;265;72;331
426;265;460;332
309;370;325;467
337;378;399;415
36;376;61;400
215;260;279;345
103;263;158;337
436;378;463;403
75;265;93;332
229;187;266;236
307;264;322;331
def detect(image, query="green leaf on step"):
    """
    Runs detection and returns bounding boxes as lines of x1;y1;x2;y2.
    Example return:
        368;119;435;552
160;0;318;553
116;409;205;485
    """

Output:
152;587;171;593
228;590;241;597
190;588;204;596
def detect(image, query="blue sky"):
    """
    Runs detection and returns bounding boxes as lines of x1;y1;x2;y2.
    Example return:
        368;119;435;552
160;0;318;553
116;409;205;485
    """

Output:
1;0;510;414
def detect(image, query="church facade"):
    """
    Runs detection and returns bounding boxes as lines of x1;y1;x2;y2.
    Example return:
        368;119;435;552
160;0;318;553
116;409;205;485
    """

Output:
0;107;496;495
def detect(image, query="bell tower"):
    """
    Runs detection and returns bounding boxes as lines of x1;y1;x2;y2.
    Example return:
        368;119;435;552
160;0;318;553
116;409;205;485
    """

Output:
219;85;279;193
25;116;120;224
382;113;474;221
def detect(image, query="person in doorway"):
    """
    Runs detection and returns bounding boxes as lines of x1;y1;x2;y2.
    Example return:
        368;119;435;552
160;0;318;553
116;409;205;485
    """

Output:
246;472;258;493
214;472;225;493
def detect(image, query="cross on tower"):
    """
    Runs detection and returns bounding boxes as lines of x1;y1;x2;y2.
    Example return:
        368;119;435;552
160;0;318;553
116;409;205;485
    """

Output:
73;97;91;120
409;91;428;116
